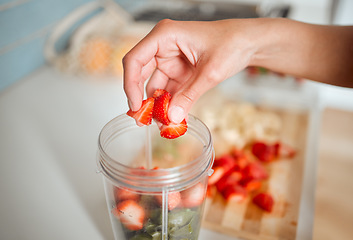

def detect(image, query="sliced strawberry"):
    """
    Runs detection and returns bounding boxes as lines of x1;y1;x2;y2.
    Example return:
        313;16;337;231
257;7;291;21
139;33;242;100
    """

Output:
155;191;181;210
181;183;206;208
277;142;296;158
126;98;154;125
240;179;262;193
242;162;268;181
222;184;247;202
208;167;225;186
215;171;242;193
152;88;168;98
112;200;145;230
251;141;278;162
152;91;171;125
160;119;187;139
208;154;237;185
253;192;274;212
232;148;249;170
114;187;140;202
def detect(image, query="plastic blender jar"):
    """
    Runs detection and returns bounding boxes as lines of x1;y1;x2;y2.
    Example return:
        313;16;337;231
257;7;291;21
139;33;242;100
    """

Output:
97;114;214;240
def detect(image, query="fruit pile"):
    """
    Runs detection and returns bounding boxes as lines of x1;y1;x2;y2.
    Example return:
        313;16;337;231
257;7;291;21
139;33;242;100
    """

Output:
127;89;187;139
111;179;207;240
207;141;295;212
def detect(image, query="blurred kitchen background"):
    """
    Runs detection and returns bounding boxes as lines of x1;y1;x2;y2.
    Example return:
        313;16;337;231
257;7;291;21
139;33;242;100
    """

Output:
1;1;353;240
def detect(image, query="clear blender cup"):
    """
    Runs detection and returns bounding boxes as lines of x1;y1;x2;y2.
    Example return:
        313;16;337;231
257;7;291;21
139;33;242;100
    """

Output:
97;114;214;240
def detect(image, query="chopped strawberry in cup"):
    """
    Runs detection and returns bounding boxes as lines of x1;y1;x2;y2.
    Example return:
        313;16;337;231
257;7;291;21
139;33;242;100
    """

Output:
155;191;182;210
112;200;145;231
181;183;206;208
114;187;140;202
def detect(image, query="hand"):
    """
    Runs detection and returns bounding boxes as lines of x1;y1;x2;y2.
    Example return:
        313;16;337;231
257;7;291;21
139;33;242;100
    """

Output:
123;19;255;123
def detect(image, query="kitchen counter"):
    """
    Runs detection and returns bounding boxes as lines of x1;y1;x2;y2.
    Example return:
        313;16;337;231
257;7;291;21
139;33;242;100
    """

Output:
1;66;352;240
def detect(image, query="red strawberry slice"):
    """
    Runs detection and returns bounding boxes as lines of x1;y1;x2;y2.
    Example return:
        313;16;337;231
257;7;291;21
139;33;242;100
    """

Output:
251;141;278;162
114;187;140;202
152;90;171;125
240;179;262;193
232;148;249;170
126;98;154;125
181;183;205;208
277;142;296;158
160;119;187;139
155;191;181;210
222;184;247;202
208;154;237;185
152;88;168;98
242;162;268;181
112;200;145;230
253;192;274;212
215;171;242;193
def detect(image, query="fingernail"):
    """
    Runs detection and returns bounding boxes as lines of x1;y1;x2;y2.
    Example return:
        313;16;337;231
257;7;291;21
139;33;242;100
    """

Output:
127;99;133;110
169;106;185;123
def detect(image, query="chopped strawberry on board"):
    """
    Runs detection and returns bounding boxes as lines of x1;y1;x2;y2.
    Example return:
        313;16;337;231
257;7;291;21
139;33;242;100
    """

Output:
152;90;171;125
215;171;242;193
251;141;278;162
181;183;206;208
221;184;247;202
112;200;145;231
208;154;237;185
114;187;140;202
232;148;249;170
160;119;188;139
240;179;262;193
126;98;154;125
242;162;268;182
252;192;274;212
251;141;296;162
155;191;181;210
277;142;296;158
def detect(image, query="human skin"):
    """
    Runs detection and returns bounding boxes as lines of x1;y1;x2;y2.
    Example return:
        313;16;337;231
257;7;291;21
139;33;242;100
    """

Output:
123;18;353;123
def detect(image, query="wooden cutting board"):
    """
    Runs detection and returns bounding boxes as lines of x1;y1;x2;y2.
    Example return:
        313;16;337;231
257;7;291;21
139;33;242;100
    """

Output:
202;109;309;240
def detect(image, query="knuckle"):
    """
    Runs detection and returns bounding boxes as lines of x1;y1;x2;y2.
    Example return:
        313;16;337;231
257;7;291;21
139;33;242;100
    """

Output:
180;88;198;104
203;65;222;85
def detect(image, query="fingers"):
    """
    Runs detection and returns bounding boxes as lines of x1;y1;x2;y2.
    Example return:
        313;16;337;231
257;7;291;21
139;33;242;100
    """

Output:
146;68;169;98
168;63;221;123
123;35;158;111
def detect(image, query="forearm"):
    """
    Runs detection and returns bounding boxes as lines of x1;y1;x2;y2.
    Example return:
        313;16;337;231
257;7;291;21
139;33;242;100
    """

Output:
249;18;353;88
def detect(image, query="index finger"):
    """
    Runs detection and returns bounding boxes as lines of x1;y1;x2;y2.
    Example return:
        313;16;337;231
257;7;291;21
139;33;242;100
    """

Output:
122;34;158;111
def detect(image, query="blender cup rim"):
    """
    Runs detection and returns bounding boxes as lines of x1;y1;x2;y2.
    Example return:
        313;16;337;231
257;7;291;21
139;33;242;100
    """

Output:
97;113;214;192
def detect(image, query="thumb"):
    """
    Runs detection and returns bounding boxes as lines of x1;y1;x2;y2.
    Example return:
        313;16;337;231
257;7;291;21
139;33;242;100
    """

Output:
168;66;220;123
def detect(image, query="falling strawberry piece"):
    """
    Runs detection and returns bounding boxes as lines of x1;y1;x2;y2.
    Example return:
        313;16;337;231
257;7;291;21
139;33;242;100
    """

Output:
114;187;140;202
253;193;274;212
181;183;206;208
160;119;188;139
112;200;145;231
152;90;171;125
222;184;247;202
126;98;154;125
155;191;181;210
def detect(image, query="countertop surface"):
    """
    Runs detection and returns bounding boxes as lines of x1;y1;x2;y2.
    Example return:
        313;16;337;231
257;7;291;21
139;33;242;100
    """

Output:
1;66;352;240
